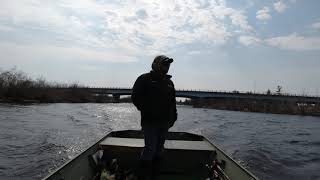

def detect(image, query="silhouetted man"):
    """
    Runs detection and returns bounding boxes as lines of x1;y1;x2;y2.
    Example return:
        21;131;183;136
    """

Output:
131;55;177;179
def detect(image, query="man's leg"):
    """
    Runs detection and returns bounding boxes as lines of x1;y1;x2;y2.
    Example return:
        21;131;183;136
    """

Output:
141;127;159;161
140;127;159;179
151;128;168;177
155;127;168;159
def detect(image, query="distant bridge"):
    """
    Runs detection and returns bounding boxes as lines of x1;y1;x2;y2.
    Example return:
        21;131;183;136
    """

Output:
81;88;320;103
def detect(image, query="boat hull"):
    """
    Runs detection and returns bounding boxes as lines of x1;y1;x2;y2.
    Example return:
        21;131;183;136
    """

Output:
44;130;258;180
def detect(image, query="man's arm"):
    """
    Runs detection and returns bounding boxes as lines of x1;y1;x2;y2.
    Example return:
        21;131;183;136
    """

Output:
131;75;146;111
170;81;177;127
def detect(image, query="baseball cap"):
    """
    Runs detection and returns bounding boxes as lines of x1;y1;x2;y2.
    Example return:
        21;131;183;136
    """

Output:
152;55;173;70
155;55;173;64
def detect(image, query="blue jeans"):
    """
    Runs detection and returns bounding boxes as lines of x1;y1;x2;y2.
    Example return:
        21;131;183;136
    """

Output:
140;127;168;161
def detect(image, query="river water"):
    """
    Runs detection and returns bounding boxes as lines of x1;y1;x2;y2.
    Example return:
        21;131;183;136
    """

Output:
0;103;319;180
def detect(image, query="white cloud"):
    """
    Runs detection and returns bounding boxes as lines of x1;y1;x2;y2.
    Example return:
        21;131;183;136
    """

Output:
0;0;111;48
273;1;287;13
265;33;320;51
256;7;271;21
238;36;261;46
102;0;239;51
0;1;67;28
228;9;253;32
311;22;320;30
0;0;254;58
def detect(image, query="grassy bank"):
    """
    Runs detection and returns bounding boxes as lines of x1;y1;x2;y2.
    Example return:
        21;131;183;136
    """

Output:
0;68;114;103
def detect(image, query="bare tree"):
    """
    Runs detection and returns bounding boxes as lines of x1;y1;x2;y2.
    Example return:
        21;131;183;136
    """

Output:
276;85;282;95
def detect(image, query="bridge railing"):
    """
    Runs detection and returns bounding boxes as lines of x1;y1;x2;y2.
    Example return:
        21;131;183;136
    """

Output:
51;86;320;99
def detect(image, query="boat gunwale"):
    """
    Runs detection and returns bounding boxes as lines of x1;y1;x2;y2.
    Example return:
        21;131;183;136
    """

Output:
42;132;111;180
43;130;200;179
202;135;259;180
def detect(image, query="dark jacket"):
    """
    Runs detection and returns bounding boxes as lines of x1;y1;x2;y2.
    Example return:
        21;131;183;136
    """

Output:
131;71;177;128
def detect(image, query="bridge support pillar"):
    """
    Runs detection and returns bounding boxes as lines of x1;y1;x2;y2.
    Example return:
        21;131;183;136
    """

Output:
112;94;120;103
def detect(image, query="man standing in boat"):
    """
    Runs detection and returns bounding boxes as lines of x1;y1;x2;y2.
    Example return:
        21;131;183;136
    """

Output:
131;55;177;178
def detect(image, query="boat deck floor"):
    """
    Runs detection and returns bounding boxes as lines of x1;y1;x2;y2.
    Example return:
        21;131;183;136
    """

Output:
97;137;214;179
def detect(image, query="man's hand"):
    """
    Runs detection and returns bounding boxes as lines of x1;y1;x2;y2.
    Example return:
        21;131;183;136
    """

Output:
169;121;174;128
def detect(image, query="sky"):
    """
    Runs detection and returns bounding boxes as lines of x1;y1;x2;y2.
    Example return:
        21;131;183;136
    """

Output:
1;0;320;95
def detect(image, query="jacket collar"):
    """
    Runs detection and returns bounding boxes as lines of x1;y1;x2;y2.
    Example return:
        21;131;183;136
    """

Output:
150;70;172;80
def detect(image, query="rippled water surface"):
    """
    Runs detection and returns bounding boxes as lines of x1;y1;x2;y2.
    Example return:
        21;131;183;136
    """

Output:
0;103;319;180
